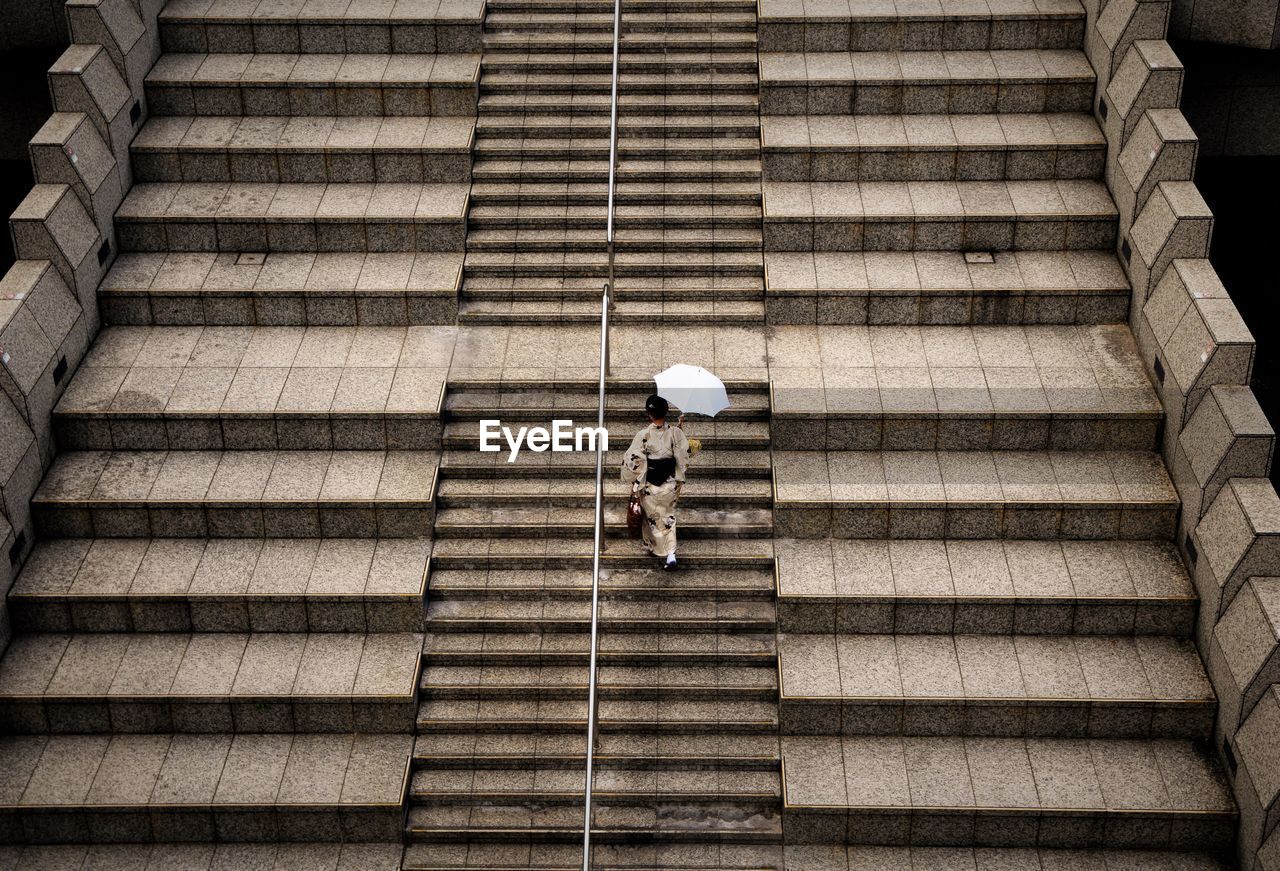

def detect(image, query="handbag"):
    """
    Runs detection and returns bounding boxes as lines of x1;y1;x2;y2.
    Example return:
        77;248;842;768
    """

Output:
626;484;644;538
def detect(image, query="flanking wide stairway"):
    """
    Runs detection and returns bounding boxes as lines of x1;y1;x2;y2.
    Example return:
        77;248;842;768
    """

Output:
0;0;1242;869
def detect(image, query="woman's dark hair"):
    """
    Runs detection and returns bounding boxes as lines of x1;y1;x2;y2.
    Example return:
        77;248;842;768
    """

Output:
645;394;669;418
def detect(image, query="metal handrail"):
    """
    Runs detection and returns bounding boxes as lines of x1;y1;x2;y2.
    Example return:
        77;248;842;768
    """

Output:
581;0;622;867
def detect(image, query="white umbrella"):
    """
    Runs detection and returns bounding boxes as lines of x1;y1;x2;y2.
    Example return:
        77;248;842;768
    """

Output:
653;364;730;418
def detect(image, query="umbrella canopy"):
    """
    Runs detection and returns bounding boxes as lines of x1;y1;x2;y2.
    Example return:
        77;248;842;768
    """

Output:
653;364;731;418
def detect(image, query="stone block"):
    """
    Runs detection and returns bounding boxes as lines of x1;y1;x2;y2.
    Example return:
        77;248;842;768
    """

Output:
0;392;39;560
1234;687;1280;871
1112;109;1199;238
1171;384;1275;538
1103;40;1184;148
48;43;143;192
1090;0;1173;98
0;261;90;459
66;0;156;98
1137;259;1254;430
29;112;124;240
1210;576;1280;735
1259;824;1280;871
9;185;108;334
1192;477;1280;639
1126;182;1214;306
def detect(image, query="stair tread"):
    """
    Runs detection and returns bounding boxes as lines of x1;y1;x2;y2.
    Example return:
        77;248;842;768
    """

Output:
762;112;1103;150
763;179;1117;219
118;181;469;222
146;52;482;87
759;48;1095;85
133;116;475;153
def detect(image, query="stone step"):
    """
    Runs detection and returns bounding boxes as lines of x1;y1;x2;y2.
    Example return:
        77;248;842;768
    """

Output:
431;505;774;539
777;632;1214;739
480;50;760;73
477;92;760;115
462;250;764;278
5;537;430;634
131;116;475;184
475;113;761;139
758;0;1086;52
409;765;780;804
457;298;767;325
466;228;763;252
145;53;481;117
472;158;763;183
423;629;777;666
0;843;405;869
427;563;776;598
404;799;782;844
479;71;759;98
430;536;774;569
475;137;760;159
482;28;760;53
414;731;779;768
442;383;770;417
761;113;1105;182
0;632;422;734
774;538;1196;637
781;847;1231;871
442;419;769;451
780;736;1235;849
439;447;772;479
421;662;777;701
418;696;780;734
484;12;758;33
461;274;765;295
425;595;777;633
763;180;1117;253
771;450;1179;540
487;0;757;12
0;732;411;844
763;249;1130;325
98;249;462;326
115;182;468;254
158;1;485;53
759;50;1095;115
436;477;773;509
30;450;438;539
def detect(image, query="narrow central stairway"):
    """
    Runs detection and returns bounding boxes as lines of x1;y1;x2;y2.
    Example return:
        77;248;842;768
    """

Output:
403;381;784;869
459;0;766;325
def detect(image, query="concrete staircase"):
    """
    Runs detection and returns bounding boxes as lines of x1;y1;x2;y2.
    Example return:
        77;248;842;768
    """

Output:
458;0;766;325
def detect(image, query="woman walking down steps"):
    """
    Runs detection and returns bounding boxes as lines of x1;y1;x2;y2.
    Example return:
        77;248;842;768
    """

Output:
621;394;693;570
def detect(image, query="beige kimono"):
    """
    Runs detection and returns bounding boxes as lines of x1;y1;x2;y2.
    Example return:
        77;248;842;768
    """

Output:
621;422;691;557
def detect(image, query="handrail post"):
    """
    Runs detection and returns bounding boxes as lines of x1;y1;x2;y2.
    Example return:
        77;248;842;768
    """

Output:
583;0;622;865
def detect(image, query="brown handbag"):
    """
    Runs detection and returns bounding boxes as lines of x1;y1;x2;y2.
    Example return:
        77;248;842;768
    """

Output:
626;485;644;538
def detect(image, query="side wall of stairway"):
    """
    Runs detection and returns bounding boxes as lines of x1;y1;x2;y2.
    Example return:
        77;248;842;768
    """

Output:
0;0;165;652
1080;0;1280;866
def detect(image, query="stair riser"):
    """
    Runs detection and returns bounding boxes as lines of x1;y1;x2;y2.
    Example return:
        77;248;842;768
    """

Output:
0;698;415;735
6;596;424;635
158;22;484;54
781;809;1235;850
776;600;1196;638
476;122;761;138
116;218;466;255
758;20;1085;53
773;503;1176;541
762;147;1105;182
433;524;773;539
99;290;458;327
145;83;478;118
461;287;764;300
425;618;775;632
769;417;1161;453
412;757;779;772
406;827;779;845
778;699;1214;740
463;262;765;278
763;217;1117;253
478;99;759;116
472;169;762;182
460;310;764;324
421;687;777;701
54;416;443;453
417;719;777;735
133;150;472;185
32;504;435;540
481;60;759;75
436;495;771;510
764;289;1130;326
481;80;758;96
760;82;1094;116
409;789;778;805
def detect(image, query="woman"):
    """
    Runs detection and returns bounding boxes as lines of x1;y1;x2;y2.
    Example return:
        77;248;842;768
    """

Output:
621;394;691;570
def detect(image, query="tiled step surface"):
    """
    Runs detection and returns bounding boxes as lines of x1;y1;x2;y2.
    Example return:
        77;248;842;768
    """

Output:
144;53;481;117
777;632;1214;738
0;842;404;869
779;846;1231;870
761;113;1104;181
30;450;439;539
774;538;1196;636
458;297;768;325
131;116;475;184
772;450;1178;540
98;251;463;326
762;180;1118;252
0;732;411;844
764;250;1129;325
158;0;486;53
402;841;782;871
115;182;469;254
0;632;422;733
5;537;429;634
780;736;1235;848
757;0;1087;52
759;50;1096;115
